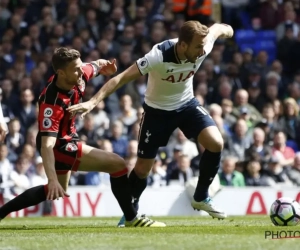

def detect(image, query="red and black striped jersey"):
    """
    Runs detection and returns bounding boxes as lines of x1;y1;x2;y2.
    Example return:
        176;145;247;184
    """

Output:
36;63;98;150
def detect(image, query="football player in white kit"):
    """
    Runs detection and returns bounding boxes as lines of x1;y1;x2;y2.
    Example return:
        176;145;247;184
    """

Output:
68;21;234;227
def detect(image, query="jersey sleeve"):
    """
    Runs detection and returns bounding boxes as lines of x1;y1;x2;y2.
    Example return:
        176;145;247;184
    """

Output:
38;103;64;137
82;62;100;81
136;45;162;75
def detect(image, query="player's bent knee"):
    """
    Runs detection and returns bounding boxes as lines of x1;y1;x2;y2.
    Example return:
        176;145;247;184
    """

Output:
198;126;224;152
108;154;127;173
110;155;131;177
208;136;224;152
134;167;150;179
134;158;155;178
134;169;148;178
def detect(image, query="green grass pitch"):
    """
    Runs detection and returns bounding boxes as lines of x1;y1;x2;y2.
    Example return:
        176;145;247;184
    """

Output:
0;216;299;250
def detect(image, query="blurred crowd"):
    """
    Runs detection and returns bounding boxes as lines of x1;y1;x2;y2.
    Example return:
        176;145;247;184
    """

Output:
1;0;300;200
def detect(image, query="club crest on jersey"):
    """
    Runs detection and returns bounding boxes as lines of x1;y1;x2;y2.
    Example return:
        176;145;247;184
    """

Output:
162;71;194;83
42;118;52;129
65;143;78;152
43;108;53;117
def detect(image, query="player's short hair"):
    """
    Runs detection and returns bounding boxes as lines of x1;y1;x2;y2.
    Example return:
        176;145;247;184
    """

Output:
178;21;208;45
52;47;81;72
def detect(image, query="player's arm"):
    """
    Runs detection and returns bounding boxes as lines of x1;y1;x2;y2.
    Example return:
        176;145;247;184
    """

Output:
67;45;161;117
39;104;63;176
209;23;234;40
82;59;117;81
91;64;141;105
40;136;58;182
67;64;141;117
92;59;117;76
40;136;69;200
39;103;69;199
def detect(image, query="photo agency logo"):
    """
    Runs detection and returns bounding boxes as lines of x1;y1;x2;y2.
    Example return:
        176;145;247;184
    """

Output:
265;230;300;240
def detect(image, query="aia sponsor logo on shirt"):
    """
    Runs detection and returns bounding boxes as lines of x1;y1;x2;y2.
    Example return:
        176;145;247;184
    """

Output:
65;143;78;152
161;71;194;83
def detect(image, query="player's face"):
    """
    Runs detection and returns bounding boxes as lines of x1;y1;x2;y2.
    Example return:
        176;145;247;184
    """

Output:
184;34;206;63
64;58;84;86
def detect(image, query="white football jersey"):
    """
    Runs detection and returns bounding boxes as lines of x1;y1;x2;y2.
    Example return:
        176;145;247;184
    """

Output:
136;32;216;111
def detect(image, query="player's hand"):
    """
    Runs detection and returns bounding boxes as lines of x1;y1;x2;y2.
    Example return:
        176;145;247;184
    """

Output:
99;59;117;76
47;179;70;200
67;100;96;119
0;122;8;143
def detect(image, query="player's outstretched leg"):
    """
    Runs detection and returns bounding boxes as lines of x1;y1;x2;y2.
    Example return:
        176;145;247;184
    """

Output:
0;185;47;220
117;195;139;228
0;172;70;220
78;145;166;227
117;168;146;227
116;157;165;227
110;167;165;227
192;126;227;219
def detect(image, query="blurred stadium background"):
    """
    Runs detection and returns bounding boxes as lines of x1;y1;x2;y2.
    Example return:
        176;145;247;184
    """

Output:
1;0;300;218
